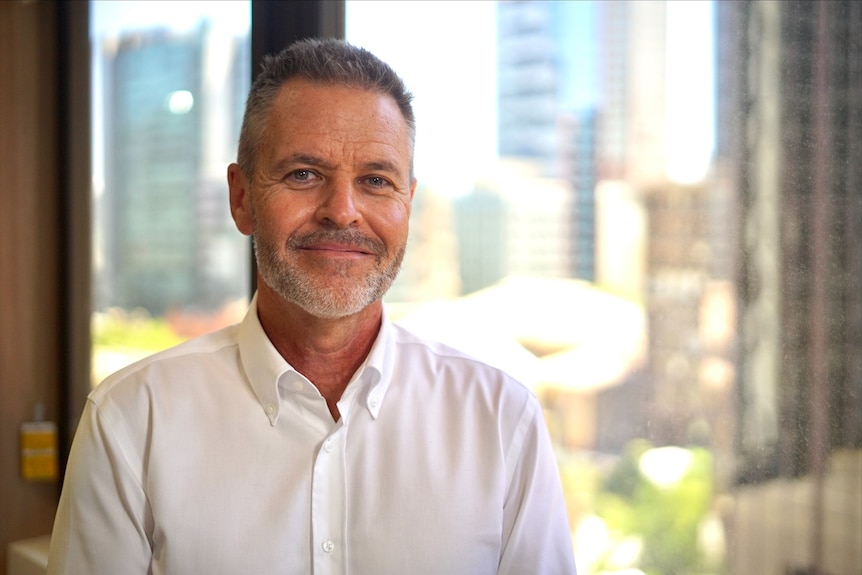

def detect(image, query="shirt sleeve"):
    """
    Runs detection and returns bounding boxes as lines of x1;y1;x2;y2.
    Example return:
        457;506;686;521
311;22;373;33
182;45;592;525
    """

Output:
47;398;153;575
498;396;578;575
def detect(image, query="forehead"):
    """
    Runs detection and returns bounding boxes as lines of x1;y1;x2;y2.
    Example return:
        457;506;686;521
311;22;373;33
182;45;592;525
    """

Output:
262;79;411;155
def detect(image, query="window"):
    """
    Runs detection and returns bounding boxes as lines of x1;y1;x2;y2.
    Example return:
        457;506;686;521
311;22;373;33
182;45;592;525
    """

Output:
346;1;862;574
89;1;251;384
76;2;861;574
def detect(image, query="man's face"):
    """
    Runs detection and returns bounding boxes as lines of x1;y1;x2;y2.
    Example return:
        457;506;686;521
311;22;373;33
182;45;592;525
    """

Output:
229;78;416;319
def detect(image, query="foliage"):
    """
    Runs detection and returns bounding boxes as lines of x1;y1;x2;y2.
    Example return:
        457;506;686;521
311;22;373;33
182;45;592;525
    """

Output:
587;440;720;575
92;308;184;352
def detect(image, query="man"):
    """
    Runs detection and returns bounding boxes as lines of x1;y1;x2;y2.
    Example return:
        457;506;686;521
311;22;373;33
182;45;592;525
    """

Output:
48;38;577;575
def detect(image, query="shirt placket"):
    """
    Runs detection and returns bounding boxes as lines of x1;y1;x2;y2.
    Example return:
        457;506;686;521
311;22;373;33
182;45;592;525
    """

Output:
311;421;347;575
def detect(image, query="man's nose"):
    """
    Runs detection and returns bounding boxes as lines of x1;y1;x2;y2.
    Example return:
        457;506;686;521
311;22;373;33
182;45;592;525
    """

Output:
315;178;362;228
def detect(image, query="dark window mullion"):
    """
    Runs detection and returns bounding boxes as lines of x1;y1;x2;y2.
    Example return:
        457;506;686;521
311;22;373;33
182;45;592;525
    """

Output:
247;0;345;294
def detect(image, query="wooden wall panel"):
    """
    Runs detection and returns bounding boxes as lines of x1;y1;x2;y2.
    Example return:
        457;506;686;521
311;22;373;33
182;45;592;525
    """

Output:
0;2;62;573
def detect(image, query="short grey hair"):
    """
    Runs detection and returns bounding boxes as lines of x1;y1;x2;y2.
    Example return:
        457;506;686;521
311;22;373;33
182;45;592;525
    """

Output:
237;38;415;177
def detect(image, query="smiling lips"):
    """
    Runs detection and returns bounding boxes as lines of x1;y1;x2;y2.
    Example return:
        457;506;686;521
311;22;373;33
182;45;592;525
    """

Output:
287;229;386;260
302;242;373;257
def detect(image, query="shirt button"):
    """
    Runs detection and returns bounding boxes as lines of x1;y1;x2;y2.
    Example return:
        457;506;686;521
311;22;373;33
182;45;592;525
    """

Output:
265;404;275;414
323;439;334;453
369;395;379;408
321;539;334;553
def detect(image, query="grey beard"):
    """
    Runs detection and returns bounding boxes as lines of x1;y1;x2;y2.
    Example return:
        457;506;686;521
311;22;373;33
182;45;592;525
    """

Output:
253;230;404;319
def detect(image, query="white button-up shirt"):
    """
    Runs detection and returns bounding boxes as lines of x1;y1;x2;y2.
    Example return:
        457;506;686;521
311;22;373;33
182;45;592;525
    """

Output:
48;298;576;575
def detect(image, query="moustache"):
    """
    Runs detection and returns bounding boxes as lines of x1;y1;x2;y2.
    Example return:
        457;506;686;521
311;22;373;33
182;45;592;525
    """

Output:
287;229;387;257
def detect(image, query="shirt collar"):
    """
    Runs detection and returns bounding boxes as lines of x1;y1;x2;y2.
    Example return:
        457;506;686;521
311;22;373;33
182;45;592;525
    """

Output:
358;303;396;419
238;294;396;425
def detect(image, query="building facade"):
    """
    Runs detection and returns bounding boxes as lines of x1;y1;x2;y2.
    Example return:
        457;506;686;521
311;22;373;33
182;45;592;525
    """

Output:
99;24;248;315
717;1;862;573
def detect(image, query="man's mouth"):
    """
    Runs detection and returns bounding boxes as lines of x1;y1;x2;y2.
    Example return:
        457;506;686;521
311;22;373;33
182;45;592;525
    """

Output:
288;230;385;258
301;242;373;256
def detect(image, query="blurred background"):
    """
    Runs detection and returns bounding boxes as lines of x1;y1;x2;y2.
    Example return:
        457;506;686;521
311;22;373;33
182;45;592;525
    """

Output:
1;1;859;574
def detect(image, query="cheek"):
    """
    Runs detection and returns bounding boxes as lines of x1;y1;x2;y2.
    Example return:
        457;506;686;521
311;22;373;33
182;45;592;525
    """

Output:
255;197;312;238
370;204;411;247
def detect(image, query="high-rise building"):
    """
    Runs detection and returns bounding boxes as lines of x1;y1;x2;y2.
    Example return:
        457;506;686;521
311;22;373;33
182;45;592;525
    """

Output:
642;181;731;446
560;108;599;280
453;160;572;295
717;2;862;573
497;0;561;173
497;0;598;280
99;23;248;314
386;184;461;303
594;1;667;186
719;0;862;481
496;0;666;283
452;184;507;296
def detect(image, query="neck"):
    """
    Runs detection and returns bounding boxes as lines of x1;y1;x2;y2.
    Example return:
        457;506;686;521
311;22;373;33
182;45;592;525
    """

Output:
255;283;382;420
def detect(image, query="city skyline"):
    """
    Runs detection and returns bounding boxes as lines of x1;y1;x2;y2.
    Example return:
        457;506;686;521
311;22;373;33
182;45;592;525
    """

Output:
93;1;715;199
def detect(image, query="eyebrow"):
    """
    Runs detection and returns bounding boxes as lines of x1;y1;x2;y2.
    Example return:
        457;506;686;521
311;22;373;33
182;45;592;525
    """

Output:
361;160;403;175
271;154;333;174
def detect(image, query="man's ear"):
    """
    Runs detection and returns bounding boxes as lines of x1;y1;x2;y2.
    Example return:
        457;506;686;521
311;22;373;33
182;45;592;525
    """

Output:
228;163;254;236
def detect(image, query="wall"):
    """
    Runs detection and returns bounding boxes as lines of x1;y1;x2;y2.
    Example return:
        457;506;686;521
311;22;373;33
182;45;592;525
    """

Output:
0;2;62;573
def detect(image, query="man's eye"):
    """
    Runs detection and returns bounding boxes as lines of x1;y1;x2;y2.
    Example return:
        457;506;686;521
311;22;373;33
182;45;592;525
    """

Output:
363;176;391;189
287;169;317;182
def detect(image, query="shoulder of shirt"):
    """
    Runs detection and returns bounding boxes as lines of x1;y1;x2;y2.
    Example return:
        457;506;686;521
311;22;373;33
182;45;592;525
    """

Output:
89;323;241;402
388;321;537;398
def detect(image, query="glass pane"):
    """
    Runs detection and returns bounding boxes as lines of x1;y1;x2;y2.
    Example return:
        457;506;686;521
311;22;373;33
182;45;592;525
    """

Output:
90;1;251;385
347;1;861;575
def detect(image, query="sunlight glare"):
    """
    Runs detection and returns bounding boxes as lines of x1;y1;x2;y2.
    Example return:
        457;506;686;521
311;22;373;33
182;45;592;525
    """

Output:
665;0;715;184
